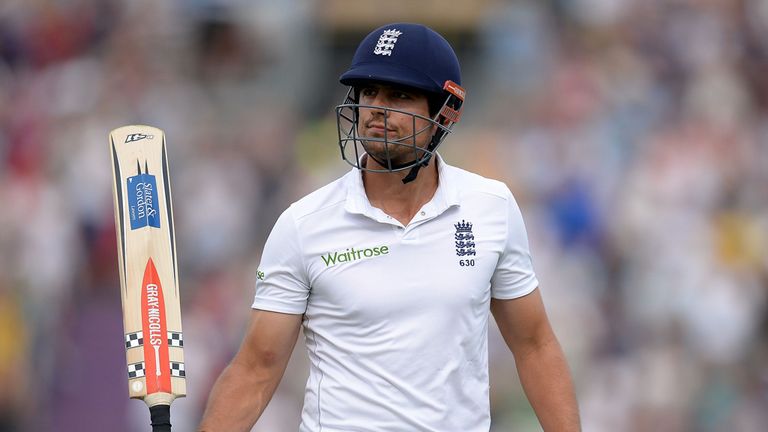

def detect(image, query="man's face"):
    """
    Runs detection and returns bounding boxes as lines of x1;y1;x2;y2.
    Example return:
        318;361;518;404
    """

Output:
356;83;435;168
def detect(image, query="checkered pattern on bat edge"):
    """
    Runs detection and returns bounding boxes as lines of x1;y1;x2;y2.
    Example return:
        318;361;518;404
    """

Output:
168;331;183;347
170;362;185;378
127;362;145;378
125;331;143;349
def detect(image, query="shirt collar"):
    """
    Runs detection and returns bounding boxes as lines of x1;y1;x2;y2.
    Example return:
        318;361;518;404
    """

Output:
343;153;461;220
434;153;461;208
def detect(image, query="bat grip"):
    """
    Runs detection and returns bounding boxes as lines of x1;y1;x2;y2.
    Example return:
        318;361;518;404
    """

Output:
150;404;172;432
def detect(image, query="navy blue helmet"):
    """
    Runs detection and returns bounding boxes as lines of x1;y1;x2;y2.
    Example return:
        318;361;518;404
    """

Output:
336;23;465;183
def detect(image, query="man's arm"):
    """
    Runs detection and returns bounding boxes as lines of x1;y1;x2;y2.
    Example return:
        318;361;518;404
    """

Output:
491;288;581;432
198;309;303;432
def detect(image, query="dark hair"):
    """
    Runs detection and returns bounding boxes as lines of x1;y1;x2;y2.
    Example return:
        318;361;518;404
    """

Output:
351;82;446;118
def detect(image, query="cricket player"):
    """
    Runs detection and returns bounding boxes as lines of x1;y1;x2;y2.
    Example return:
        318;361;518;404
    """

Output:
199;22;580;431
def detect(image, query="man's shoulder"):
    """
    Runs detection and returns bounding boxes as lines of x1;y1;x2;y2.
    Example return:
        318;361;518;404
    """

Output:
287;173;350;222
443;163;512;201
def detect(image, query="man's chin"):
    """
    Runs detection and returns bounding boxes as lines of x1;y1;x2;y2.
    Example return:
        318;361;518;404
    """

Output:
364;152;423;170
360;142;428;166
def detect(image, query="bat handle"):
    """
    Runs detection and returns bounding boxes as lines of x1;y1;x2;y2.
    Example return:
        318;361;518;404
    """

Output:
150;404;172;432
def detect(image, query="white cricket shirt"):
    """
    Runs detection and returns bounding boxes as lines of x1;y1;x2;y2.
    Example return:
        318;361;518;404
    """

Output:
252;155;539;432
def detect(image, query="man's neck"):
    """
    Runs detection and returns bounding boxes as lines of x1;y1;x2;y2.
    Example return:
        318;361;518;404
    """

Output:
362;159;439;226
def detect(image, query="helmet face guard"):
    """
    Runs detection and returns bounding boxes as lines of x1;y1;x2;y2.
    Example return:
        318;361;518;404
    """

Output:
335;80;465;173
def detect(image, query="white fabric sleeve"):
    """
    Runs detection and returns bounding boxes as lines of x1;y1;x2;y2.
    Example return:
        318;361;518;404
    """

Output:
251;206;310;314
490;191;539;299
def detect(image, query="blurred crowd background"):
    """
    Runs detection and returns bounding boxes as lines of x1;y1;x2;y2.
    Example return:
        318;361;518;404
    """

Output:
1;0;767;431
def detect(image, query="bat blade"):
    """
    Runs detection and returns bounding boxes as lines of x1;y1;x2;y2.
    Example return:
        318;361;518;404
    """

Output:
110;125;185;428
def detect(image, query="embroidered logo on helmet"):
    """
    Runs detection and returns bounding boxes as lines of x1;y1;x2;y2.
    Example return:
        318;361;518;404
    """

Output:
373;29;402;56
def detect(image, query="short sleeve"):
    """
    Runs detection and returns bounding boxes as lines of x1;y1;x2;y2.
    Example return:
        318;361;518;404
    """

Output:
251;206;310;314
490;191;539;299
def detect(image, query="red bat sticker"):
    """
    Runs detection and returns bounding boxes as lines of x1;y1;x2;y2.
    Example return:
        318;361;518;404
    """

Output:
141;258;171;393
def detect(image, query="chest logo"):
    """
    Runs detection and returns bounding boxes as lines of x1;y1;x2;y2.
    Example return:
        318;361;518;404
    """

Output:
454;220;476;256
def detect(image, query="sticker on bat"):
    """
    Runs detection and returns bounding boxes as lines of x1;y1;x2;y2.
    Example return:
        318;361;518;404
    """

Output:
127;160;161;230
125;133;154;143
141;258;172;394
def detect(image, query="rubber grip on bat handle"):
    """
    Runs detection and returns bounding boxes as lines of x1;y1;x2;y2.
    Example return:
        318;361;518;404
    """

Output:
150;404;172;432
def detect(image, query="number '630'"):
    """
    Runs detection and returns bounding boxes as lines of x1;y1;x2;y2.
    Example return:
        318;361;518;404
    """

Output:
459;259;475;267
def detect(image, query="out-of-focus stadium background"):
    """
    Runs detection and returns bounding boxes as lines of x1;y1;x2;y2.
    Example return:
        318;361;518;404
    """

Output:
1;0;767;431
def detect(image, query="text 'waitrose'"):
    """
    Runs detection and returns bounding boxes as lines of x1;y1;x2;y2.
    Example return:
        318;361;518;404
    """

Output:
321;246;389;267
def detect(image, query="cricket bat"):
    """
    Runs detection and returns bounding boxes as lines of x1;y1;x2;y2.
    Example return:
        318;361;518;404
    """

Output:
110;125;185;431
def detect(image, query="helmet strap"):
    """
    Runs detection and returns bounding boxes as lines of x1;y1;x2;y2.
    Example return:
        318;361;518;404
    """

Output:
401;132;442;184
401;86;462;183
401;165;421;184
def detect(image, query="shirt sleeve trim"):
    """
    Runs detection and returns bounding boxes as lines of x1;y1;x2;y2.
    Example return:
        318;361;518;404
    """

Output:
251;297;307;315
490;277;539;300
